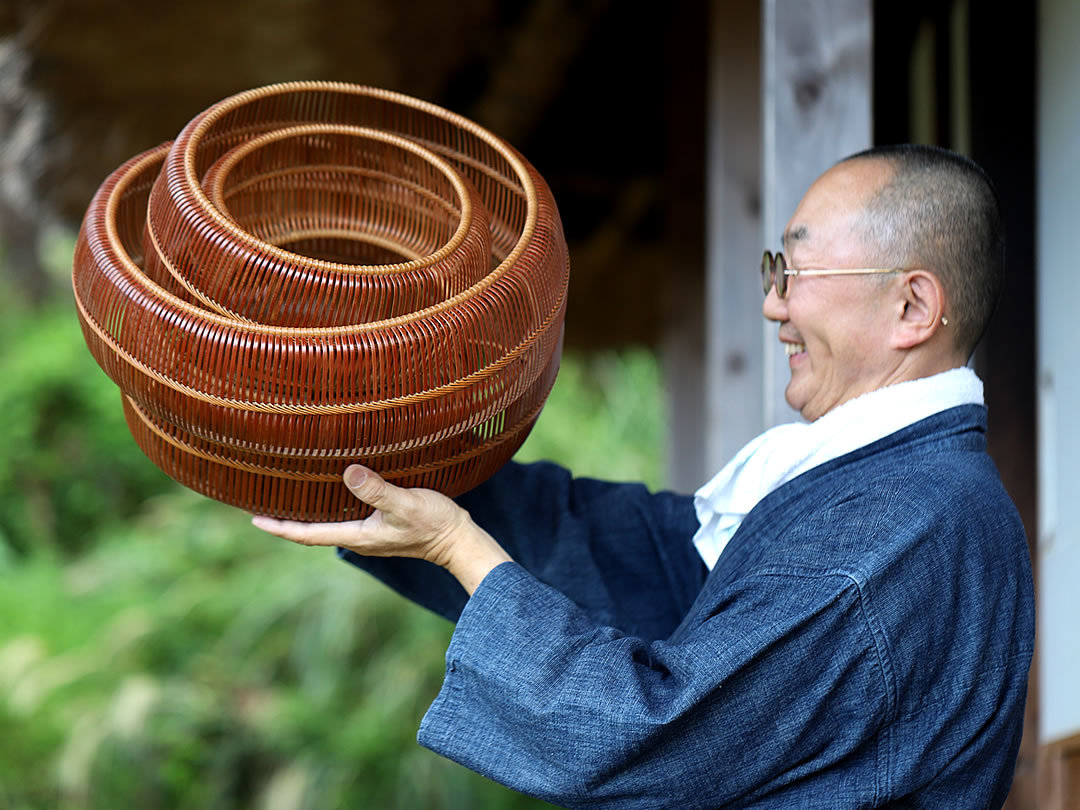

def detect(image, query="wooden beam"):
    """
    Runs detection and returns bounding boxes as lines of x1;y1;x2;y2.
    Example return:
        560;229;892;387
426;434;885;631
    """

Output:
761;0;872;426
468;0;609;144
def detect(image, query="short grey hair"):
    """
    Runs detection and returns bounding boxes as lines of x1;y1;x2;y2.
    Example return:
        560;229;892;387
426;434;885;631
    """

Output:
841;144;1004;357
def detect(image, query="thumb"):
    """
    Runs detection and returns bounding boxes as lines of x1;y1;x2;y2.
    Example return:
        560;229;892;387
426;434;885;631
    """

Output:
343;464;392;509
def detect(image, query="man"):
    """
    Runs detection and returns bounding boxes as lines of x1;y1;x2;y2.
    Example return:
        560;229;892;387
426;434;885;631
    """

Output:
254;144;1034;808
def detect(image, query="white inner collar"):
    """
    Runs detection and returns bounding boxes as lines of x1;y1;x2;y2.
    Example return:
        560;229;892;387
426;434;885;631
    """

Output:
691;367;985;570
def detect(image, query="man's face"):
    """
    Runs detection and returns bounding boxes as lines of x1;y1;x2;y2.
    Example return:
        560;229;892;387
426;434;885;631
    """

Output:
762;160;899;422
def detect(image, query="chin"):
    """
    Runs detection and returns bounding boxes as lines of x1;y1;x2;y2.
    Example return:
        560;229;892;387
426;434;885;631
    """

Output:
786;394;820;422
784;387;805;418
787;403;812;422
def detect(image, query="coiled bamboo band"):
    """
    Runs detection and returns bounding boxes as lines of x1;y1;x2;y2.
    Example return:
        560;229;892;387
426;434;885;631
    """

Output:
72;82;569;521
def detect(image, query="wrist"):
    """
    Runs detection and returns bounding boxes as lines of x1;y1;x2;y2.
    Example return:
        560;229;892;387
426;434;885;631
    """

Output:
443;524;513;595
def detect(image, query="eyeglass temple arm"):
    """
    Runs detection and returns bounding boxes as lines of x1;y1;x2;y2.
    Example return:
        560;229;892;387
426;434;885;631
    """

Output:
784;267;900;277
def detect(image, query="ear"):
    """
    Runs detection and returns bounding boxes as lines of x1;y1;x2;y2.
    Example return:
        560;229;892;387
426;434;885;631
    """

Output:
891;270;946;349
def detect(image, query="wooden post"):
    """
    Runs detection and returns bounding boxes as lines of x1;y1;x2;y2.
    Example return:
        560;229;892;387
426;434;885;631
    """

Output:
661;2;709;493
699;0;764;481
760;0;872;427
1034;1;1079;806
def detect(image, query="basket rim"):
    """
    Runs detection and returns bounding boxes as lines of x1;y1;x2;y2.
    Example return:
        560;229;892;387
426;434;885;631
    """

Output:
91;80;559;337
187;122;478;276
155;122;485;321
71;82;568;414
174;81;542;330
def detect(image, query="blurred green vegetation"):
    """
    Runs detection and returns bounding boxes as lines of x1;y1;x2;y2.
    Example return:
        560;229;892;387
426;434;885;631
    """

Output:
0;232;666;809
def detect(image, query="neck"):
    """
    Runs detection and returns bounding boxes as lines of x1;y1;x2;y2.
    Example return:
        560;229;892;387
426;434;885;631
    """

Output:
883;339;969;387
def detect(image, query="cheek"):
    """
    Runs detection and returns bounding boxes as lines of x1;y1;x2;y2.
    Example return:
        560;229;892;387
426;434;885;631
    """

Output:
802;294;883;352
786;300;837;352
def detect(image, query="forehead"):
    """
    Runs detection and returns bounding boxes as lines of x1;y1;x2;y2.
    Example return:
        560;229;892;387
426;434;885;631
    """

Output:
782;159;893;257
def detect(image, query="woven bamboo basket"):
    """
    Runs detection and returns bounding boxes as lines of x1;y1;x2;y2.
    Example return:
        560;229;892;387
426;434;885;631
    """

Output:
72;81;569;521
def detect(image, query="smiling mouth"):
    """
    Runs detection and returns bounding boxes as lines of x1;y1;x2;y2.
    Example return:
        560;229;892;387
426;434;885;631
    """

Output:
784;342;806;357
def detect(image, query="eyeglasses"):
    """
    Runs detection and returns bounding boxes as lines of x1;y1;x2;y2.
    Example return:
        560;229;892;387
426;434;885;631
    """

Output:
761;250;900;298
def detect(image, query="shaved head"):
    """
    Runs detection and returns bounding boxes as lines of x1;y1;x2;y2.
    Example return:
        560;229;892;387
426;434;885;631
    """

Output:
840;145;1004;357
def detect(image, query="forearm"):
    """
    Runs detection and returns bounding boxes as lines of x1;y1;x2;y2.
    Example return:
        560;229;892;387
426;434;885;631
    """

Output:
420;565;890;808
456;460;706;637
257;461;703;634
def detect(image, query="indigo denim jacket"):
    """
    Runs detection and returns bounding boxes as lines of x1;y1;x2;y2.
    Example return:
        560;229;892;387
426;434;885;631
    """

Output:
340;405;1034;808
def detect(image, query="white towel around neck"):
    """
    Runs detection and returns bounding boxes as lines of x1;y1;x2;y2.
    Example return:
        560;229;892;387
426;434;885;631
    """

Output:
691;367;985;569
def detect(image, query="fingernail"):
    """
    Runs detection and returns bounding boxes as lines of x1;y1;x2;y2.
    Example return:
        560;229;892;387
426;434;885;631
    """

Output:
344;465;367;488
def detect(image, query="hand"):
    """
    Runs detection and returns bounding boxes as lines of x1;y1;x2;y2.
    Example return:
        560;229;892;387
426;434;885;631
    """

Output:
251;465;512;594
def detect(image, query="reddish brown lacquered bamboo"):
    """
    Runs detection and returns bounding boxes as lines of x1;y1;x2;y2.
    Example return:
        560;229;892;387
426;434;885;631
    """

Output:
72;82;569;521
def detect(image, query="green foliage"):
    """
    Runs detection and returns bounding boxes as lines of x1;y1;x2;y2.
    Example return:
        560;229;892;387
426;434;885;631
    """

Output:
515;348;666;489
0;232;666;808
0;495;533;809
0;228;173;557
0;296;174;557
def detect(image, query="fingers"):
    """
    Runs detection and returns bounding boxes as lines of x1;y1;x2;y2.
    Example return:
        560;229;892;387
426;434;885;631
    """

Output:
250;465;464;563
250;514;361;547
249;465;398;550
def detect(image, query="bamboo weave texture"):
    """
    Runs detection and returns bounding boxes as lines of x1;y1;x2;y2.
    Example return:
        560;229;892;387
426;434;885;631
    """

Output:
72;82;569;521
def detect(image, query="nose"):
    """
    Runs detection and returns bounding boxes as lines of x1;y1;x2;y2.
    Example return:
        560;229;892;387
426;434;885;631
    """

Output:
762;283;788;323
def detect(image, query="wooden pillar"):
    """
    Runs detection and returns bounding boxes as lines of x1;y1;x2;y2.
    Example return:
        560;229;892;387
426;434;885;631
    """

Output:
682;0;872;491
760;0;872;427
965;3;1039;807
661;1;709;493
699;0;763;482
1034;0;1080;806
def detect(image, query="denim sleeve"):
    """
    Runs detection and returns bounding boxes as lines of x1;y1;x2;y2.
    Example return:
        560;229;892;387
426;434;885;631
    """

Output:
418;562;891;809
339;461;705;637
